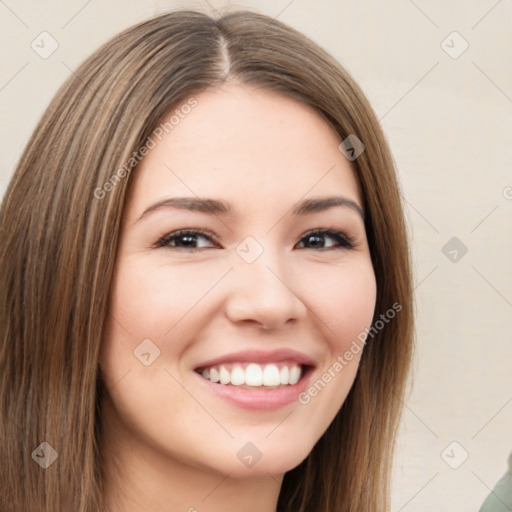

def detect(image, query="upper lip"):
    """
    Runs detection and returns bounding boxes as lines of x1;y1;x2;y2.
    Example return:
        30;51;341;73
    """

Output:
194;348;316;370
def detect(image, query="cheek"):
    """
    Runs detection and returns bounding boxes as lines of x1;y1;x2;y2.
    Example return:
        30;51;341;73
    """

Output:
98;258;230;390
289;262;376;446
304;259;377;350
106;259;224;335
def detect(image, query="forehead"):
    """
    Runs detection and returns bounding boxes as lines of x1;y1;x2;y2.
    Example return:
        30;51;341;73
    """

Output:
125;82;362;218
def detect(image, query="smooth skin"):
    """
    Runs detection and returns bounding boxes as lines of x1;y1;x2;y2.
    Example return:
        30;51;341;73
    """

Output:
99;81;377;512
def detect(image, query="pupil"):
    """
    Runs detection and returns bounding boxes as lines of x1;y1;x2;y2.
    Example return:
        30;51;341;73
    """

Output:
180;235;195;246
309;235;322;247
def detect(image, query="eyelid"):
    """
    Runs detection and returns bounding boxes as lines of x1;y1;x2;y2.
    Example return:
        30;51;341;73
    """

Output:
153;228;220;249
299;228;356;249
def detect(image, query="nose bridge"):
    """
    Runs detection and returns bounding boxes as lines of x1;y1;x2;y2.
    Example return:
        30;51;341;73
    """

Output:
225;234;305;328
234;234;286;291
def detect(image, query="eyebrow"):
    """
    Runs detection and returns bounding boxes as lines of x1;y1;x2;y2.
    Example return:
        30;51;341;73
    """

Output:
137;195;365;222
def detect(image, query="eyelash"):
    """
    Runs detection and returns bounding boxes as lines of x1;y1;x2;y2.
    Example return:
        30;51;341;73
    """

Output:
154;228;356;252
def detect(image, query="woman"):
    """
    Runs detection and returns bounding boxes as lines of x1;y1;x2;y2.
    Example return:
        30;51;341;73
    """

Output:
0;9;413;512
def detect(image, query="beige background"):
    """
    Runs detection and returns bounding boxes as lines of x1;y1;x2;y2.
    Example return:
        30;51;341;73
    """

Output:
1;1;511;510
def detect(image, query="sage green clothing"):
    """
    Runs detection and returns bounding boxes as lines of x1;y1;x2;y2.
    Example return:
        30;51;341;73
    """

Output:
479;451;512;512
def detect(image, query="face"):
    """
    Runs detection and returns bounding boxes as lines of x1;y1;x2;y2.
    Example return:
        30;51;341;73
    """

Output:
99;82;377;478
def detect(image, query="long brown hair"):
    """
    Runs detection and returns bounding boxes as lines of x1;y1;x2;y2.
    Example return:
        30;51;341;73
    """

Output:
0;9;413;512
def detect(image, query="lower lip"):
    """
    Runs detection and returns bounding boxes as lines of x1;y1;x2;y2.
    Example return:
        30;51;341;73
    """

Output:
195;368;313;411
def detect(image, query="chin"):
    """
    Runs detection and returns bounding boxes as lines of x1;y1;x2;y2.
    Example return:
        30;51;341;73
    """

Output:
215;434;317;478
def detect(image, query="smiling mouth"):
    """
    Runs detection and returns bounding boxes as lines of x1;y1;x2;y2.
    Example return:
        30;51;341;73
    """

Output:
194;362;310;389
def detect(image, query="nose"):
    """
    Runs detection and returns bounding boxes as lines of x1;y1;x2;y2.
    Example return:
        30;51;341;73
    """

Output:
224;244;307;331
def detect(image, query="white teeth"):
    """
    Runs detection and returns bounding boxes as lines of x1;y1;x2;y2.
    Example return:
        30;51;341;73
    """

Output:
219;365;231;385
209;367;220;383
289;366;301;385
279;366;289;385
231;365;245;386
198;362;303;387
262;364;281;386
245;363;263;386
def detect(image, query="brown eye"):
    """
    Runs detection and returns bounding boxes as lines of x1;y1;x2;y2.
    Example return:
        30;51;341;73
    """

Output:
296;229;355;250
155;229;218;250
155;228;356;252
